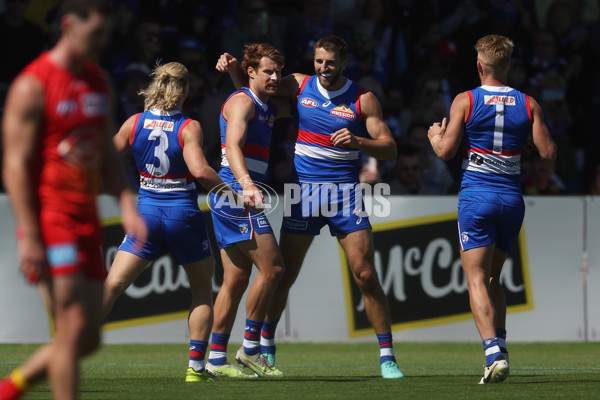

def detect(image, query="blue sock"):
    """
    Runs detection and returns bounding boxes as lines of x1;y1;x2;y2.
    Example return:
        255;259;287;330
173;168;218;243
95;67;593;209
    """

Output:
376;333;396;364
483;337;502;366
188;340;208;372
496;328;508;353
260;320;278;355
243;318;262;355
208;332;230;366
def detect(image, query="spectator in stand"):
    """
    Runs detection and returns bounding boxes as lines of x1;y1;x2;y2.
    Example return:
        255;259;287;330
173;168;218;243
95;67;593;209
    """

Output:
389;144;437;195
404;120;456;194
109;15;163;83
117;62;150;123
522;153;565;195
345;19;391;90
284;0;334;74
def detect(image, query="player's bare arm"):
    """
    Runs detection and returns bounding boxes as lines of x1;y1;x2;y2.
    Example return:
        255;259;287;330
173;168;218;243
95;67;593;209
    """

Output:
529;96;556;162
428;91;469;161
216;52;247;89
223;93;264;208
330;91;396;161
102;82;147;246
181;119;246;208
2;74;48;282
113;113;138;152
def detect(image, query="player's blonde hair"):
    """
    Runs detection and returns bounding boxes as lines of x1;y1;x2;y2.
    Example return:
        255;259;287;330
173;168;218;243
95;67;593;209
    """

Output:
474;34;514;71
139;62;188;111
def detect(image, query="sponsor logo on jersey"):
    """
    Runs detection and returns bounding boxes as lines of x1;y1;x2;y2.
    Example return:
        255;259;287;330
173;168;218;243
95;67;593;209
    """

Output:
484;95;516;105
330;104;356;119
56;99;77;115
143;119;175;131
268;114;275;128
82;93;108;116
322;101;331;107
470;153;484;165
299;97;319;108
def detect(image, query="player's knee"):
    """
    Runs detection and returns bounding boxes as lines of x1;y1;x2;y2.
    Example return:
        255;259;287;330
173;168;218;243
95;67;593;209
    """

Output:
353;267;379;292
79;330;102;356
264;263;284;284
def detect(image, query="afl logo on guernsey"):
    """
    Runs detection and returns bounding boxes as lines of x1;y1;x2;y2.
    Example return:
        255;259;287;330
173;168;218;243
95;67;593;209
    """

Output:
299;97;319;108
330;104;356;120
143;119;174;131
484;95;515;105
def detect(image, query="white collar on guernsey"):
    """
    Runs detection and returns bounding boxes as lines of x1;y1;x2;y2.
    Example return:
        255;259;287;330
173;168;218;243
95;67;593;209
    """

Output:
244;87;268;112
149;109;182;116
480;85;513;92
316;77;352;99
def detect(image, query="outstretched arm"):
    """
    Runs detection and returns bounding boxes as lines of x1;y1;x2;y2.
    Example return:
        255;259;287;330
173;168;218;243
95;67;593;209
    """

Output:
330;91;397;161
427;91;469;161
215;53;247;89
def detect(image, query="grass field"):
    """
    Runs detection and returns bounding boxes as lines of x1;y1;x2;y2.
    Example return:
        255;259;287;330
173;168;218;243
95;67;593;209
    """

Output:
1;342;599;399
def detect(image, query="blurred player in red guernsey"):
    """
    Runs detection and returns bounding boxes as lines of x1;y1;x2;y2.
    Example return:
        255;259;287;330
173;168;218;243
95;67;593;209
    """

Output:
0;1;146;399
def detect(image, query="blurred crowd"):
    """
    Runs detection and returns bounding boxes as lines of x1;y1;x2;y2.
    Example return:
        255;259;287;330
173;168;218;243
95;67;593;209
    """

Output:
1;0;600;195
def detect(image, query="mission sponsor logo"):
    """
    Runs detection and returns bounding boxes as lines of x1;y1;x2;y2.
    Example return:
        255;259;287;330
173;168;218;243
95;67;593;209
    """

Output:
299;97;319;108
330;104;356;120
484;95;516;105
341;213;532;336
144;119;175;131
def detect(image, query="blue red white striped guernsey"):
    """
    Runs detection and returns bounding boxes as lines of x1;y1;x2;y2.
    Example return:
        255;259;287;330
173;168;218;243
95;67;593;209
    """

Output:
219;87;276;184
130;109;197;206
461;85;532;194
294;75;369;183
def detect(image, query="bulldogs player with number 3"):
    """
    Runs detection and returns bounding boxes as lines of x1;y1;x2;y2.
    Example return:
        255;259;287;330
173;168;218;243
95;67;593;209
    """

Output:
427;34;556;384
101;62;246;383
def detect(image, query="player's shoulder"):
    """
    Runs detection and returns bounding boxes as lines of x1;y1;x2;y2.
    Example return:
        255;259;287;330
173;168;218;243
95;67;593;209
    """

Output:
6;73;45;108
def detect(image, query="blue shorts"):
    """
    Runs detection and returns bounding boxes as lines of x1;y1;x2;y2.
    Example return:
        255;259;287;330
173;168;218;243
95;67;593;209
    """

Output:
281;182;371;236
457;191;525;253
209;192;273;249
119;203;212;264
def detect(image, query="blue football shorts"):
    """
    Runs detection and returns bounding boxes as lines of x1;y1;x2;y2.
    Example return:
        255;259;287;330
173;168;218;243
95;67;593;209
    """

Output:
457;191;525;253
119;203;212;264
209;191;273;249
281;182;371;236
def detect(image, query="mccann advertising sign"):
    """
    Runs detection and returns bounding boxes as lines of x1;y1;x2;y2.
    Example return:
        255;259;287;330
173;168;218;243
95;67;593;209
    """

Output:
340;212;534;337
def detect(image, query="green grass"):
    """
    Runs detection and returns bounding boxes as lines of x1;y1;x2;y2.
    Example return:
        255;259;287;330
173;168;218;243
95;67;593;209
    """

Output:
1;342;599;399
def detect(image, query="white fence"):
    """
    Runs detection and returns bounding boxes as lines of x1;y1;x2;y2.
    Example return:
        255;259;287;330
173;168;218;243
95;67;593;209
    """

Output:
0;194;597;343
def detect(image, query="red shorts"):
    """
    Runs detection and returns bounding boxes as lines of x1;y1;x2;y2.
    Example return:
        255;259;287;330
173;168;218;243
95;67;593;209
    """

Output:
39;210;106;281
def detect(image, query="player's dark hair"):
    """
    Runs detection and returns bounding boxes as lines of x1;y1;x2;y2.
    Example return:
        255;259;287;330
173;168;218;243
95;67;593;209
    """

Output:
314;35;349;61
58;0;114;20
